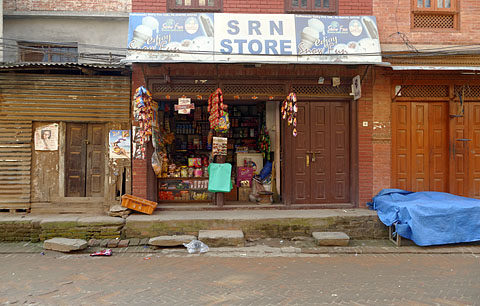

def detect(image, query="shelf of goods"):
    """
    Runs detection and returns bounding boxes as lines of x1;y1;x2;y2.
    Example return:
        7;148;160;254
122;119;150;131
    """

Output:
158;177;211;202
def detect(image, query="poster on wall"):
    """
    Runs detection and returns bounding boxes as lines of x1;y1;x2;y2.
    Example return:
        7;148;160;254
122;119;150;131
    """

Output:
109;130;131;159
34;123;58;151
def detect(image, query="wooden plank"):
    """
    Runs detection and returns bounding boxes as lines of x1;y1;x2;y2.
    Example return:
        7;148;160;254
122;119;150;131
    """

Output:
0;171;30;175
0;203;30;209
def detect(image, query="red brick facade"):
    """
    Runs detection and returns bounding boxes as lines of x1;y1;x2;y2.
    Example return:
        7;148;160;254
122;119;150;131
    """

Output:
132;0;372;15
375;0;480;45
4;0;131;12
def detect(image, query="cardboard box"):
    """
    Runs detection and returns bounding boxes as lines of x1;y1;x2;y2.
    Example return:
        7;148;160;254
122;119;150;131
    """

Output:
238;186;251;202
236;153;263;175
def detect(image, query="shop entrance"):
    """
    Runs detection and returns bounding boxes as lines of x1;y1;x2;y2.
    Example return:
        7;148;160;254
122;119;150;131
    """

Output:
65;123;105;197
290;101;351;204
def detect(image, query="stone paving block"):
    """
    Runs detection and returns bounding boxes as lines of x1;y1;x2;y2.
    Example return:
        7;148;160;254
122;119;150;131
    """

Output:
88;239;100;247
149;235;196;247
129;238;140;246
312;232;350;246
107;239;119;248
198;230;245;247
118;240;129;248
140;238;149;245
43;238;88;252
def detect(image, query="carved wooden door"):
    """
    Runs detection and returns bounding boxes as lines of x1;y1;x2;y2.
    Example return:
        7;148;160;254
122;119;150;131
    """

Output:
292;102;350;204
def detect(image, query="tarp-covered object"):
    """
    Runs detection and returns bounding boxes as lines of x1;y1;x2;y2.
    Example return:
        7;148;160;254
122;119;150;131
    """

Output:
368;189;480;246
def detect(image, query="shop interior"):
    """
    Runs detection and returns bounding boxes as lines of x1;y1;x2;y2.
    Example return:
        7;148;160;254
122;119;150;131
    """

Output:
155;99;274;204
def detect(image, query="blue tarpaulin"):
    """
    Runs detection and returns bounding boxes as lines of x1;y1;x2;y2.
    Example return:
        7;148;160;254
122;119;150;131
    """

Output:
368;189;480;246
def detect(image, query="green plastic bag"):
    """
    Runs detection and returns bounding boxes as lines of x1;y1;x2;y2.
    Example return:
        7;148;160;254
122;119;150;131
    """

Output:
208;163;233;193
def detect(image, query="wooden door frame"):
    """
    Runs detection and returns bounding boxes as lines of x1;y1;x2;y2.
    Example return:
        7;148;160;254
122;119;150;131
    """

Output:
282;98;358;207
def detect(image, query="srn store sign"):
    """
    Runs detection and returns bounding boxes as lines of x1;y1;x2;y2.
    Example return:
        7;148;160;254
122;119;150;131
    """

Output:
126;13;381;64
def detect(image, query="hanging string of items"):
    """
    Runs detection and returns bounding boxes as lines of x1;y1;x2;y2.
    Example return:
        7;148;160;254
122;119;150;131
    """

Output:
258;124;271;160
208;88;229;132
281;92;298;136
133;86;154;159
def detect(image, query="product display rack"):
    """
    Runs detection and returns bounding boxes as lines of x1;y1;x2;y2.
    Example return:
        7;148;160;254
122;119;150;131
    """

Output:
158;177;211;202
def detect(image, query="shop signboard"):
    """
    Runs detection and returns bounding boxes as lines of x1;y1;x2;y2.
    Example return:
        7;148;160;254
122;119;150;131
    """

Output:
126;13;381;64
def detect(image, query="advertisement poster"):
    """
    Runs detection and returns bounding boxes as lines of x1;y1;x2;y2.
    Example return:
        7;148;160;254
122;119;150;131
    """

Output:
34;123;58;151
294;15;381;63
127;12;215;62
126;13;381;64
109;130;131;159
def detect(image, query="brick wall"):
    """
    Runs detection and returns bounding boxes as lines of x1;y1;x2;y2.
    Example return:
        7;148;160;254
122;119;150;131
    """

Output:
357;68;373;207
374;0;480;45
372;67;392;197
132;0;372;15
4;0;131;12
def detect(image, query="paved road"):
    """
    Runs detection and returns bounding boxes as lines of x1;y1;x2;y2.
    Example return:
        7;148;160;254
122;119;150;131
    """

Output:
0;251;479;305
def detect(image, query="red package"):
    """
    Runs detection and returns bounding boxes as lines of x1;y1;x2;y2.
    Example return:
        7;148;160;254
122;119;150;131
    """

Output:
90;249;112;256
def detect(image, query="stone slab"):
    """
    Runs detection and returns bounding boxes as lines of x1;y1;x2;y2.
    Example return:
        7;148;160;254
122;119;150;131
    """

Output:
312;232;350;246
149;235;196;247
198;230;245;247
77;216;125;226
43;238;88;252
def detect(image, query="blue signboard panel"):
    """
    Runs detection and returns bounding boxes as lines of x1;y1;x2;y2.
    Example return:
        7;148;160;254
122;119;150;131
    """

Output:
126;13;381;64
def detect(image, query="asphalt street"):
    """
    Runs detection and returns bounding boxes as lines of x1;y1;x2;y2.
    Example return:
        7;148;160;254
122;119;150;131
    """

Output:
1;251;479;305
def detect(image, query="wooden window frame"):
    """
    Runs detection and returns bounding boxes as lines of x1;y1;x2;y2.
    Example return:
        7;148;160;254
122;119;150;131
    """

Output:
18;42;78;63
411;0;459;31
168;0;223;12
413;0;457;12
285;0;337;14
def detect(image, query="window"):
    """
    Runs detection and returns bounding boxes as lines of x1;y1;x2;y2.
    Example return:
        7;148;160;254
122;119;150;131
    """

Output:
285;0;336;14
168;0;222;11
412;0;458;30
18;42;78;63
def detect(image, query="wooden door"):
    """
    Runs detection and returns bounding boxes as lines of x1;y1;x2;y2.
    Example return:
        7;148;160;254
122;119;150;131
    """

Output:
393;102;449;192
86;124;105;197
292;102;350;204
65;123;105;197
453;102;480;198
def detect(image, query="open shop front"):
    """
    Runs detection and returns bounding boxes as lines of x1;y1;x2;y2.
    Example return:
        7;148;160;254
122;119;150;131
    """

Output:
153;94;274;205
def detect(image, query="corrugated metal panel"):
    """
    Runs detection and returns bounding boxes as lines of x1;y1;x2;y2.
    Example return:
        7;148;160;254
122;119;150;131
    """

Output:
0;74;131;122
0;120;32;208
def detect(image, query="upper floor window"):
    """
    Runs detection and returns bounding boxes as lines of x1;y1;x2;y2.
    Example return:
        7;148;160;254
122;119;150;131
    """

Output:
285;0;336;14
168;0;222;11
18;42;78;63
412;0;458;30
415;0;455;11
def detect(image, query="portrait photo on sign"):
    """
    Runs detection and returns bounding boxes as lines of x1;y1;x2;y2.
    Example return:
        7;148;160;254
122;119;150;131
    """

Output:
34;123;58;151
